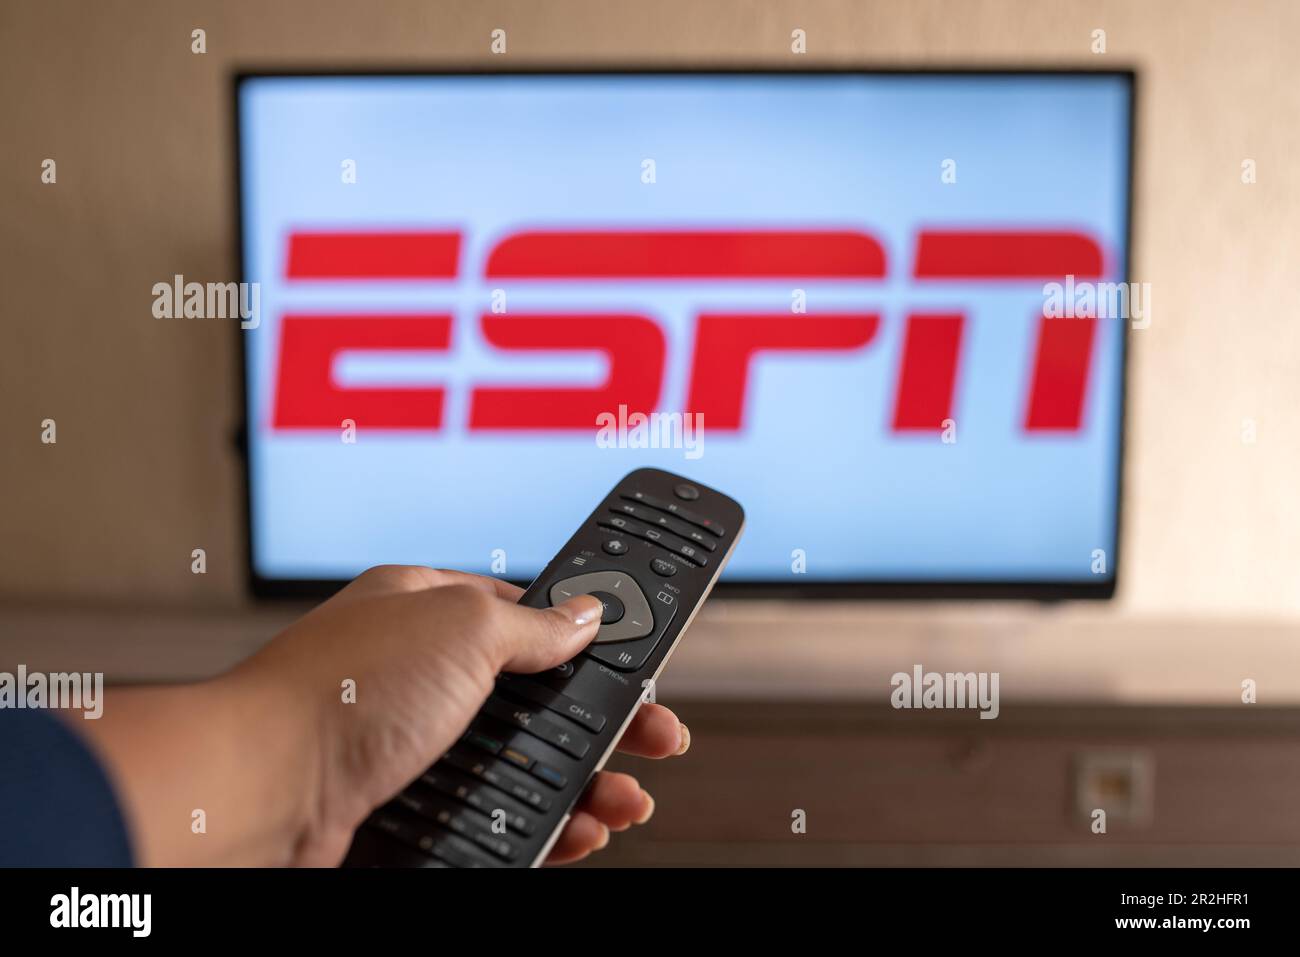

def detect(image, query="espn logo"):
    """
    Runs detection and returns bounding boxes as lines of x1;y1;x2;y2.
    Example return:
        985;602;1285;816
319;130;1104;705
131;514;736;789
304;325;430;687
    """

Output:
270;228;1105;434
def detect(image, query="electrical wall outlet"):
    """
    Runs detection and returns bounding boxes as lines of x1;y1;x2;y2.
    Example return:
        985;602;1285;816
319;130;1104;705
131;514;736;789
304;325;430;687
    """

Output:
1072;750;1155;827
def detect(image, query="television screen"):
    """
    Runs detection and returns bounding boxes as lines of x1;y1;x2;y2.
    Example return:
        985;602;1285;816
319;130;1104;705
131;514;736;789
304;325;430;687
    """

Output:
236;70;1132;595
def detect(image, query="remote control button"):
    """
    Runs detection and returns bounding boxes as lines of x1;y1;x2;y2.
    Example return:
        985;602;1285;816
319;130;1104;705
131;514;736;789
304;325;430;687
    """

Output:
587;641;651;672
419;768;536;836
621;491;725;537
368;810;427;852
396;791;519;862
443;750;552;812
434;801;519;861
363;824;472;868
497;675;608;733
530;762;568;790
601;538;628;555
552;661;575;679
368;809;493;868
609;503;716;551
481;700;591;759
674;483;700;500
472;831;517;861
466;730;504;755
549;570;656;643
651;557;678;577
394;789;448;824
424;835;492;869
598;517;708;566
586;633;669;672
500;746;534;770
589;590;624;624
670;542;707;566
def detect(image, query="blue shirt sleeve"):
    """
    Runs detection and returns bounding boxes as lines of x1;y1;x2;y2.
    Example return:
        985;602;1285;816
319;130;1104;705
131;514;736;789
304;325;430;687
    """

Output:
0;708;134;866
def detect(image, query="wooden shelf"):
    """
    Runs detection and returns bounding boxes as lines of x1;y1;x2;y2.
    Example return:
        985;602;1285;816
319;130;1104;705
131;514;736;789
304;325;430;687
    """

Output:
1;600;1296;705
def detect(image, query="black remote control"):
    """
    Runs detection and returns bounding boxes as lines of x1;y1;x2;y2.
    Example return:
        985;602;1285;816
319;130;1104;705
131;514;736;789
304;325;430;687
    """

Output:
342;468;744;868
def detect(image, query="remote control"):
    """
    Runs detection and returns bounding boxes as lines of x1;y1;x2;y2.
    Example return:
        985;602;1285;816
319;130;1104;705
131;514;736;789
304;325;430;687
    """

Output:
342;468;744;868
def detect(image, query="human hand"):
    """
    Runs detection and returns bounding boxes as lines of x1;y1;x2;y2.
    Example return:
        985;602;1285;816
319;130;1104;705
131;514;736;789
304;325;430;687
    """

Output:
236;565;689;866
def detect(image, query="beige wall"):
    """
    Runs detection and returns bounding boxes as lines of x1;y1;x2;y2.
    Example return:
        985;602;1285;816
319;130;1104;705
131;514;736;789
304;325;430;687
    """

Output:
3;0;1298;615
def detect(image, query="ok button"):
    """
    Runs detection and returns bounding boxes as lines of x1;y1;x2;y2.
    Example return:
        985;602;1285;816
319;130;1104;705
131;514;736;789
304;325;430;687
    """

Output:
588;591;624;624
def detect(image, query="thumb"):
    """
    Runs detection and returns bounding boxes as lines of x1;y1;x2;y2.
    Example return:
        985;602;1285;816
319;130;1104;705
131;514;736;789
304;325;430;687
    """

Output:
493;593;604;674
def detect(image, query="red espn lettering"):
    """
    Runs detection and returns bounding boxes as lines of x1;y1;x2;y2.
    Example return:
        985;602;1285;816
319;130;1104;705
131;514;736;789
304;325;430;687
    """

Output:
909;229;1104;432
286;231;461;280
486;229;886;279
893;314;964;431
469;315;665;429
270;228;1105;434
272;315;451;430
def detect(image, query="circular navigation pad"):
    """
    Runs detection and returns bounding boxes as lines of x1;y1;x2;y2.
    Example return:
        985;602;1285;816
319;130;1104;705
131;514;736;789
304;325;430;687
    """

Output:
548;571;655;643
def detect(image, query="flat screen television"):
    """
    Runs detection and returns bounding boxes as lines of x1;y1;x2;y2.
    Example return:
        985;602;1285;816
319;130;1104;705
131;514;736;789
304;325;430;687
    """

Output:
234;68;1134;599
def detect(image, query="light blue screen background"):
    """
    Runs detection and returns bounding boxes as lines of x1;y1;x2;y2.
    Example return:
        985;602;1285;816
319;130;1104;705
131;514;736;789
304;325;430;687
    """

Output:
239;73;1130;583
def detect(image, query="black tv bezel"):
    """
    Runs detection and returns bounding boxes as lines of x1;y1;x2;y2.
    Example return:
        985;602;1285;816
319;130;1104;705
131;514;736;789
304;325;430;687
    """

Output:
232;66;1136;602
